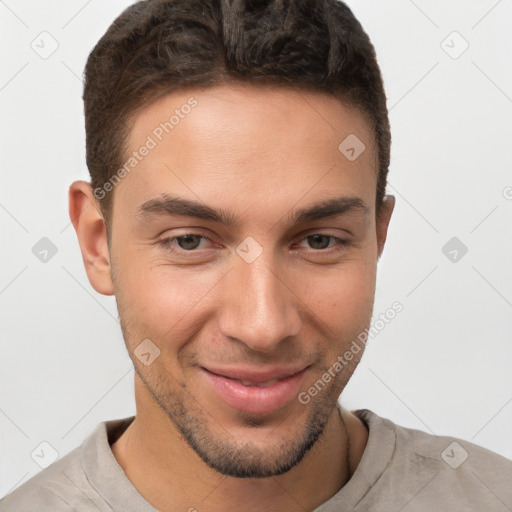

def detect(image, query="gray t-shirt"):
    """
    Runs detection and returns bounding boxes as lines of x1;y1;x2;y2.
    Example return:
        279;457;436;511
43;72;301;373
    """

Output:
1;409;511;511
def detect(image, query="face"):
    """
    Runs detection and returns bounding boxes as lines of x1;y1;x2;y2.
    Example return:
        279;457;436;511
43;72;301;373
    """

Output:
101;83;392;478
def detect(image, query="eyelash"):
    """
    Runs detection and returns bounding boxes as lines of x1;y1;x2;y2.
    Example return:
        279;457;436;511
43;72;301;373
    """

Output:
157;233;350;256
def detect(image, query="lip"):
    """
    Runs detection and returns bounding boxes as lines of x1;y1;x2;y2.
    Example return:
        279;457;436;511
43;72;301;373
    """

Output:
202;364;309;383
200;365;310;415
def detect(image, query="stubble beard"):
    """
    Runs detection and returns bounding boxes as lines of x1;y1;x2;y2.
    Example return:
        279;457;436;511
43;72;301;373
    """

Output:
133;359;348;479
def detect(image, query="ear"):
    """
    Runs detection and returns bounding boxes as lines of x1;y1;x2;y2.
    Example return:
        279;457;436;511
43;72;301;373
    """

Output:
376;194;395;260
68;180;114;295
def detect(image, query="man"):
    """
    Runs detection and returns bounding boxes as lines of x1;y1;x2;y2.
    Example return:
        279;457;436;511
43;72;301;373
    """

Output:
1;0;510;510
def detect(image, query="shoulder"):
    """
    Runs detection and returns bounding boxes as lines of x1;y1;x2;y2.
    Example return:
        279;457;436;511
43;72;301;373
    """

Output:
0;446;83;511
358;408;512;469
0;418;124;512
356;409;512;509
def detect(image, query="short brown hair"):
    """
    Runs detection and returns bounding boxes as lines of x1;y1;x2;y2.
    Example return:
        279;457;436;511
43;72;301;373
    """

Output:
83;0;390;228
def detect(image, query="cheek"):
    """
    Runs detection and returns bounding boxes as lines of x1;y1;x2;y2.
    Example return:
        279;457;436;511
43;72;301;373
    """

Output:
338;265;376;326
114;236;376;349
297;258;376;332
117;259;226;342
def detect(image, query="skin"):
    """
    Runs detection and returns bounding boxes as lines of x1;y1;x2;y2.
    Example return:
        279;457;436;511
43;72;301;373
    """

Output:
69;83;395;512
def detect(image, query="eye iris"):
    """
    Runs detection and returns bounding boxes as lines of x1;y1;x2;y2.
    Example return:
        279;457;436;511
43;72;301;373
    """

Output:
177;235;202;250
308;235;330;250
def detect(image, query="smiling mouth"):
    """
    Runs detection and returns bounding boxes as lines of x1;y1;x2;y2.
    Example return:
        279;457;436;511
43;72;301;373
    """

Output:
200;366;310;415
238;378;279;387
209;372;281;388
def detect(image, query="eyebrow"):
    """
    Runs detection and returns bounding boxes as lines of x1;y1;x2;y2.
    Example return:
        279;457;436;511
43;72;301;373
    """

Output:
136;193;369;227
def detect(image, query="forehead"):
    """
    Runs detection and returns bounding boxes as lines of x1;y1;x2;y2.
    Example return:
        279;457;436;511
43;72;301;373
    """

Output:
115;83;378;220
127;82;375;155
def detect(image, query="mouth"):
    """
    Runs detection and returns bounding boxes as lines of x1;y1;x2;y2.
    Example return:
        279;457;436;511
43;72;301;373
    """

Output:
200;365;310;415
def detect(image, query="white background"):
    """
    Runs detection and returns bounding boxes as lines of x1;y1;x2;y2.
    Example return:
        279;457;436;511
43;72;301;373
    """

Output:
1;0;511;497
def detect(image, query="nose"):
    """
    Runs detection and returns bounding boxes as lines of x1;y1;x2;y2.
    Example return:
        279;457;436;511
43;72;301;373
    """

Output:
217;250;302;353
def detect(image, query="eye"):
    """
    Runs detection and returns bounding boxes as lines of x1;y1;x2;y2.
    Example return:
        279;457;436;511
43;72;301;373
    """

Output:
157;232;349;257
158;233;213;253
297;234;349;252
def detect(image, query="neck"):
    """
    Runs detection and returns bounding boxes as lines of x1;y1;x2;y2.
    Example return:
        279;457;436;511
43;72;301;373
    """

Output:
112;380;368;512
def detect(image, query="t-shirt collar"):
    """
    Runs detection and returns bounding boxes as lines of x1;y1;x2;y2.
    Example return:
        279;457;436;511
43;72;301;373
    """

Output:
81;407;395;511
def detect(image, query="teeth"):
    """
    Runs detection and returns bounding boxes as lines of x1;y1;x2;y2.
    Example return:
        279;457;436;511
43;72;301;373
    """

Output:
240;378;278;387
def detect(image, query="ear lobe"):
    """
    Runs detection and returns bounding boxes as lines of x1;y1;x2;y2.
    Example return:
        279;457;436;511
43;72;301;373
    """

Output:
68;180;114;296
376;194;395;260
